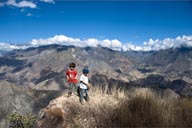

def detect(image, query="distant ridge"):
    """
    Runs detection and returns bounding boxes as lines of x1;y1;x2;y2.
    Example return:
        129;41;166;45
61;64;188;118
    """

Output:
0;44;192;96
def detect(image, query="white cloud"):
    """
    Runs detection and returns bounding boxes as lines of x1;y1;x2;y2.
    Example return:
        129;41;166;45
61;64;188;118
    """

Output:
7;0;17;7
40;0;55;4
30;35;124;51
85;38;99;47
17;1;36;8
0;42;28;51
100;39;122;51
142;35;192;51
3;0;37;8
1;35;192;52
0;0;55;9
121;43;144;51
30;35;192;51
111;39;122;47
31;35;80;46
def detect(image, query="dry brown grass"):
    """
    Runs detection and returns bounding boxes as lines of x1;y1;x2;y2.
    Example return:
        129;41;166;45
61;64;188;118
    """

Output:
37;86;192;128
88;86;192;127
172;98;192;127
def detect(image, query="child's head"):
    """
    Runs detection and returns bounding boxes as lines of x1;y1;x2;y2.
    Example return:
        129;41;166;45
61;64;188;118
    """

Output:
69;63;76;70
82;68;89;75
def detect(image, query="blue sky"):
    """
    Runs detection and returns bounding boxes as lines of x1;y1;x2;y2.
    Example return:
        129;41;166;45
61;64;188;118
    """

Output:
0;0;192;51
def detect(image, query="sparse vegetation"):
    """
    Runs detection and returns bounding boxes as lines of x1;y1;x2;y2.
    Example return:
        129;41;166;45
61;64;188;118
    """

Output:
7;112;36;128
65;87;192;127
36;86;192;128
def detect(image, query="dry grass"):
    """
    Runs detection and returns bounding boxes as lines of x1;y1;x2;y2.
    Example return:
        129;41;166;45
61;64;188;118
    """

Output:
88;86;192;127
38;86;192;128
90;85;127;99
130;87;155;98
172;98;192;127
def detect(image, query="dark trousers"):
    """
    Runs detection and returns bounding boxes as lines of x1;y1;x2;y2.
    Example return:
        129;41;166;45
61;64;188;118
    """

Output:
68;83;77;95
79;88;89;102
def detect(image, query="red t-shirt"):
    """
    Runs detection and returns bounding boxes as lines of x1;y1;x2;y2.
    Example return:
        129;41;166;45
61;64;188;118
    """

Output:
66;69;78;83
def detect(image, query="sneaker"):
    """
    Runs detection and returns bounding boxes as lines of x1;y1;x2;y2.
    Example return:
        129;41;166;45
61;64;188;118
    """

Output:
81;101;85;105
85;97;90;102
67;94;71;98
80;99;84;105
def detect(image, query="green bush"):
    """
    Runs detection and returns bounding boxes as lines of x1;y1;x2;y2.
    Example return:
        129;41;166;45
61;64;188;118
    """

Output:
7;112;36;128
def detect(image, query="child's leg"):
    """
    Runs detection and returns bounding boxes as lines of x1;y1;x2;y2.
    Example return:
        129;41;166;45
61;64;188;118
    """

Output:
68;83;73;96
71;83;77;94
84;89;90;102
77;86;80;96
79;88;85;103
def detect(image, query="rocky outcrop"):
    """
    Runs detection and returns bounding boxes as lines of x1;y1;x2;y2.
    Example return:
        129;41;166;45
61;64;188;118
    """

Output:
36;87;181;128
36;91;121;128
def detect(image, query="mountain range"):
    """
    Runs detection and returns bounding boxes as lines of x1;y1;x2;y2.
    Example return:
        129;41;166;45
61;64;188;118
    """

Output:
1;44;192;92
0;44;192;127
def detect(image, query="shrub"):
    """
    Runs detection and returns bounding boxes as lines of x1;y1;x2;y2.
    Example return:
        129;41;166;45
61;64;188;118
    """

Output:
7;112;36;128
114;96;164;127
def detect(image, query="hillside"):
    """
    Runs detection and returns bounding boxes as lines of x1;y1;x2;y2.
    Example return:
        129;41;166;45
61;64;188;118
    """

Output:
124;46;192;96
36;87;192;128
1;44;192;95
37;88;122;128
124;47;192;81
0;44;142;127
1;44;192;127
0;44;142;90
0;80;63;128
0;81;34;127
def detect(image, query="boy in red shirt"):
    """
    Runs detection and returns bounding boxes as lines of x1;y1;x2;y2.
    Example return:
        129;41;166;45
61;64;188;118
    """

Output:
66;63;78;97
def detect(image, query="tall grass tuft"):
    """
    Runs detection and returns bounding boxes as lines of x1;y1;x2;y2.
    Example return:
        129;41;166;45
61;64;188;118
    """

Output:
88;87;192;127
114;90;164;127
39;86;192;127
173;98;192;127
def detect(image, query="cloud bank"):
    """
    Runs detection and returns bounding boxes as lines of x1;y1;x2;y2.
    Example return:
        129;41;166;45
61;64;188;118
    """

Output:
5;0;36;8
1;35;192;52
0;0;55;8
0;42;28;51
30;35;123;51
142;36;192;51
30;35;192;51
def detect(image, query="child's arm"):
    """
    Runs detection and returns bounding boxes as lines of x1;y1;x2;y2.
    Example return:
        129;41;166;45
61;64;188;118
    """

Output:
80;81;90;88
66;75;69;80
75;70;78;79
66;71;69;80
